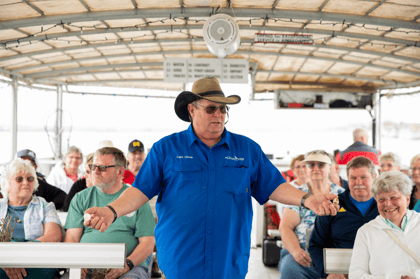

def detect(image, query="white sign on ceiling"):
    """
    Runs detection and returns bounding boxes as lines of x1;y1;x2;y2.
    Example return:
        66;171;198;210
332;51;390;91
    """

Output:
164;58;249;84
254;33;314;45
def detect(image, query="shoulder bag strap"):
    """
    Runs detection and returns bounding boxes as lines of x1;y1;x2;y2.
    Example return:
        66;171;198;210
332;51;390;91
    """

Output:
385;229;420;265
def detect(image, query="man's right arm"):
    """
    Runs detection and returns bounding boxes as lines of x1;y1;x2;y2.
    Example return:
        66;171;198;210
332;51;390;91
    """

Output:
85;187;150;233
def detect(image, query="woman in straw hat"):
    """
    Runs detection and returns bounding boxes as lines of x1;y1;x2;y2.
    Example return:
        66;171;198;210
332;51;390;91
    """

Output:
83;77;339;279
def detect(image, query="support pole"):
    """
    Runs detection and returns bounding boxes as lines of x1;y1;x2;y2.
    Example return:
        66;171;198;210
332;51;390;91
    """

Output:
55;85;63;159
274;89;280;109
373;91;381;150
11;76;18;161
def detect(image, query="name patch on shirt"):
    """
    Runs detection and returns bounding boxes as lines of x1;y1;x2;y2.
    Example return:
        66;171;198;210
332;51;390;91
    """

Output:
176;156;193;159
225;156;244;161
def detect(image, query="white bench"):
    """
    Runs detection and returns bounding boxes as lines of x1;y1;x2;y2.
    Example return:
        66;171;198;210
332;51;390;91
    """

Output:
323;248;353;274
0;242;126;279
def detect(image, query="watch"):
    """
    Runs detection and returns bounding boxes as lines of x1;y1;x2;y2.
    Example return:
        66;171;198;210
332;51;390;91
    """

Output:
126;258;134;270
301;193;312;209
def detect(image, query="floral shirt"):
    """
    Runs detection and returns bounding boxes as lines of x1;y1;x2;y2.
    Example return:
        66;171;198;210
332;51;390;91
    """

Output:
284;183;345;244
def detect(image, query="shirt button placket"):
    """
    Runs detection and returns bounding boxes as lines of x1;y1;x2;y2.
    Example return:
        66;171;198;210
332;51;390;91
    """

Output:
204;149;216;278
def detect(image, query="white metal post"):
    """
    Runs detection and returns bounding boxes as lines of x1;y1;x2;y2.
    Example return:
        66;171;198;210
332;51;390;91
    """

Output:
11;76;18;161
55;85;63;159
373;91;381;150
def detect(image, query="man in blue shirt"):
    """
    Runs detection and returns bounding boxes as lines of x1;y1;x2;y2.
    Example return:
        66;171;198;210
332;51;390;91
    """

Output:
308;156;379;279
85;77;340;279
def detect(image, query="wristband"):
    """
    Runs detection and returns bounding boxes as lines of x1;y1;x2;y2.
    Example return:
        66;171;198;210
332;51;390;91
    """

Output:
300;193;312;209
105;205;118;223
126;259;134;270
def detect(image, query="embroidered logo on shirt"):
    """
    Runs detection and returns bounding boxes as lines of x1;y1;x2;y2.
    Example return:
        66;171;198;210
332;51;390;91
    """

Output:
225;156;244;161
338;207;346;212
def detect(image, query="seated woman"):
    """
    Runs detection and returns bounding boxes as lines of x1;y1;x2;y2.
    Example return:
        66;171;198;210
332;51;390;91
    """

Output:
47;146;84;194
350;171;420;279
279;150;345;279
62;153;94;212
0;158;62;279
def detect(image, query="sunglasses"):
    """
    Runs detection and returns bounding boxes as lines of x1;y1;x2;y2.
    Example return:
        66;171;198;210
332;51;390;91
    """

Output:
89;164;120;172
195;104;229;114
14;176;35;183
307;162;327;169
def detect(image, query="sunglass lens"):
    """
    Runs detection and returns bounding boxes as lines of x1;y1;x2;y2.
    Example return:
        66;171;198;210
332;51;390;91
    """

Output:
205;106;217;114
98;165;106;172
28;176;35;182
15;176;24;183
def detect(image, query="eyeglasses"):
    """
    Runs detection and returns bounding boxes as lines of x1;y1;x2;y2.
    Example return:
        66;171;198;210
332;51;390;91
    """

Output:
14;176;35;183
307;162;327;169
89;164;120;172
380;163;395;168
294;165;306;169
195;104;229;114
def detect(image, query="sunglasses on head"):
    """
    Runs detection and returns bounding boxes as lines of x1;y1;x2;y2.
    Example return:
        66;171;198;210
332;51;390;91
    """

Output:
15;176;35;183
89;164;120;172
195;104;229;114
307;162;327;169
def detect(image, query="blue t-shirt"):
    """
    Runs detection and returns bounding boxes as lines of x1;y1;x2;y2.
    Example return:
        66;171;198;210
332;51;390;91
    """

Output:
350;195;374;216
133;125;285;279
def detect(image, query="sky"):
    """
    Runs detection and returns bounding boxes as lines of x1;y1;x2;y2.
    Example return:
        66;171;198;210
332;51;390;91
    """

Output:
0;78;419;166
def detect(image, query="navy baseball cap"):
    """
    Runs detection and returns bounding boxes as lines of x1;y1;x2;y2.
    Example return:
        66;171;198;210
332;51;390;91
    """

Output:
128;140;144;153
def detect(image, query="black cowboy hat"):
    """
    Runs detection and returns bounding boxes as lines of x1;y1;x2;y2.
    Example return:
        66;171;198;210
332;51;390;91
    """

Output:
174;77;241;122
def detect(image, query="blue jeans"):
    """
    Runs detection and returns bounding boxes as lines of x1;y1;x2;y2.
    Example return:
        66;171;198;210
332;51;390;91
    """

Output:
278;243;320;279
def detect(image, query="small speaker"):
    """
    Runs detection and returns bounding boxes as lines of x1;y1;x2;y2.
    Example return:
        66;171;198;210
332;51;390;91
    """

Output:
203;14;241;58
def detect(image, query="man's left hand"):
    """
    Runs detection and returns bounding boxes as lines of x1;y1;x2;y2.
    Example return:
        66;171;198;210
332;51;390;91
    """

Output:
305;193;339;216
104;265;130;279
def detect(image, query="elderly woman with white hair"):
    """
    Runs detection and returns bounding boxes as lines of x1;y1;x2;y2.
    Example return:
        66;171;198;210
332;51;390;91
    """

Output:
0;158;62;279
349;171;420;279
379;152;401;173
47;146;84;194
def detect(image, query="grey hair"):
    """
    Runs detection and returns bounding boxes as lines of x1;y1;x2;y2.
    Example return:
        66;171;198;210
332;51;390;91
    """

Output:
410;154;420;169
346;156;377;178
94;147;127;168
372;171;413;198
353;129;368;141
64;146;83;163
1;158;39;199
379;152;401;166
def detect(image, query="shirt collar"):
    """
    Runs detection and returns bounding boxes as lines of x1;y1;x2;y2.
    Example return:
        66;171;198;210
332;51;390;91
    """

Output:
186;124;230;150
383;210;413;232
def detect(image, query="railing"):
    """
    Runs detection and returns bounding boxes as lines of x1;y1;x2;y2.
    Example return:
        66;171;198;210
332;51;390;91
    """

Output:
0;242;126;279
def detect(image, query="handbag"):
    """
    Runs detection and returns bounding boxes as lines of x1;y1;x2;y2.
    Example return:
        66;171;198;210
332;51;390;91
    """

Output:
385;229;420;265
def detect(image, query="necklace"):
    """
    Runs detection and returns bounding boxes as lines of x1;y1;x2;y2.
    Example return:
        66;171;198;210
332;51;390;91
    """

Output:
8;206;26;223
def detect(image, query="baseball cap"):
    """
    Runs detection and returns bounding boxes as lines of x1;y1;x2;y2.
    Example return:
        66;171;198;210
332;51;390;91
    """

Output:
16;149;38;165
128;140;144;153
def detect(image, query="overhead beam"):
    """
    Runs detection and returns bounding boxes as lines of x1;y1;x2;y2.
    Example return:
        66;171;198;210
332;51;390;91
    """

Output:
3;24;417;48
0;8;419;31
16;50;420;79
1;37;418;66
30;65;393;85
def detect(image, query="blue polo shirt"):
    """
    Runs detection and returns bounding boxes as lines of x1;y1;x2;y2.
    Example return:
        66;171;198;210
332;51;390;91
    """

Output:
133;125;285;279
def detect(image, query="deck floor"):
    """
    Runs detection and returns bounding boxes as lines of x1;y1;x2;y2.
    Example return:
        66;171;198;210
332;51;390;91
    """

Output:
246;247;280;279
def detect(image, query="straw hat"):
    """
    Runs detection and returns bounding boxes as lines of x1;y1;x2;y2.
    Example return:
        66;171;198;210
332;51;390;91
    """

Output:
174;77;241;122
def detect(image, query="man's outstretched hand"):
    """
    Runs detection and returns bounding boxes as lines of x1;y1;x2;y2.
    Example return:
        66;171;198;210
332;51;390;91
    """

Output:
305;193;339;216
84;207;114;233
